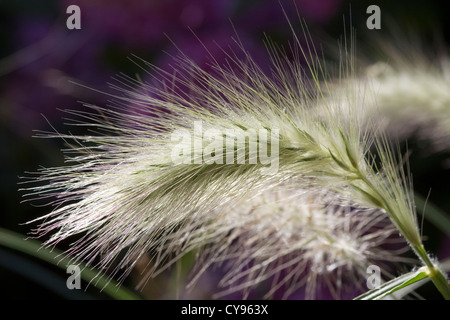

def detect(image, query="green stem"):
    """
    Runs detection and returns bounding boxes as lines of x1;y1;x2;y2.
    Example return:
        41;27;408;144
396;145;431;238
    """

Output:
0;228;142;300
351;174;450;299
413;244;450;300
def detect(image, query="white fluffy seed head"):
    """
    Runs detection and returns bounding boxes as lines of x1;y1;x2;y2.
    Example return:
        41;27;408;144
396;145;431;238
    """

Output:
21;25;423;299
187;184;411;299
324;38;450;151
364;61;450;150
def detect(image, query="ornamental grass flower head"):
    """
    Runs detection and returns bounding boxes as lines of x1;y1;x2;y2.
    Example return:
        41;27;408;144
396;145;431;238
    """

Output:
319;35;450;153
22;20;445;299
185;185;411;299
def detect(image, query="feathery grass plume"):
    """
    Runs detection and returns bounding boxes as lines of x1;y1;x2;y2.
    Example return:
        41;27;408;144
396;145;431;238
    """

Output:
21;19;449;298
184;184;411;299
321;37;450;151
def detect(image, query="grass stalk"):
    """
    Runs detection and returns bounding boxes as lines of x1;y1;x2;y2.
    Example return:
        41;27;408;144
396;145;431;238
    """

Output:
0;228;142;300
412;244;450;299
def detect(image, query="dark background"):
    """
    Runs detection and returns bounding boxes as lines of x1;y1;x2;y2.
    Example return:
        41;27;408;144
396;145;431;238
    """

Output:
1;0;449;299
